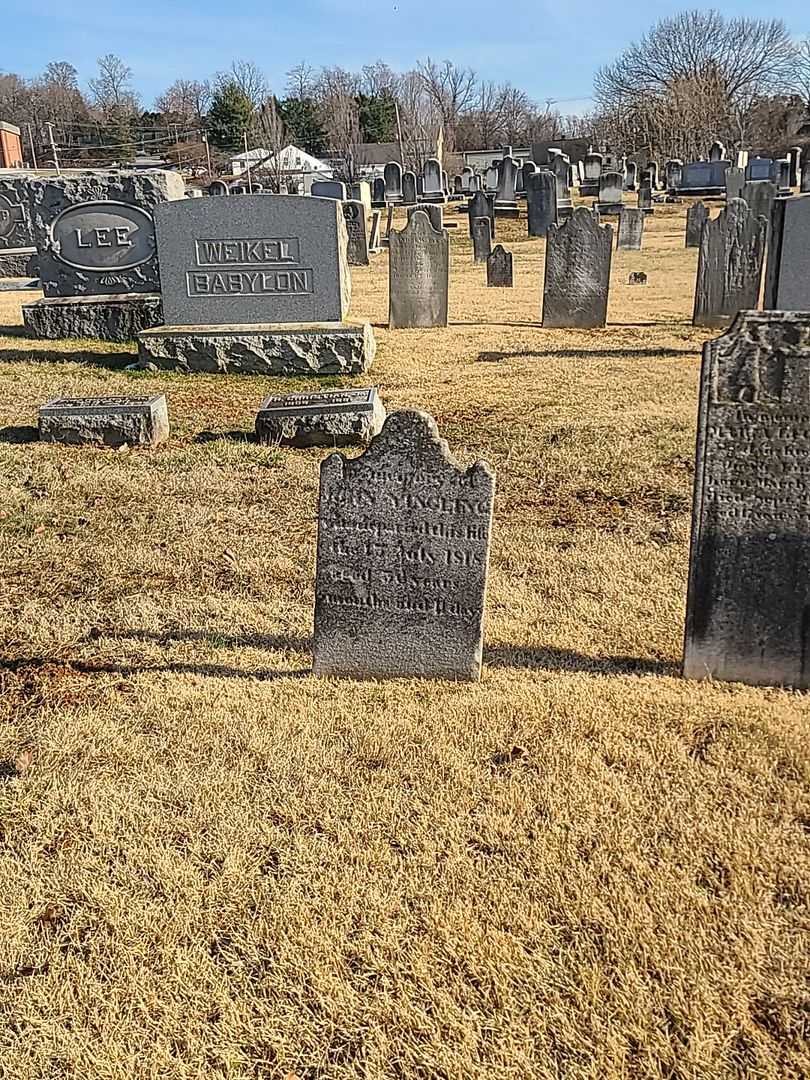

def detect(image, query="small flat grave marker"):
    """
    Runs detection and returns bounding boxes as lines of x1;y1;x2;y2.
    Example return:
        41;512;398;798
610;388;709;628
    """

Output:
256;386;385;448
39;394;169;448
486;245;513;286
313;409;495;681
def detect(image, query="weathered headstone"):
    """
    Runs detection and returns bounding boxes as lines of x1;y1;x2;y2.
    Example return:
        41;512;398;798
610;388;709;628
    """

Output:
526;170;557;237
0;177;37;278
684;311;810;688
468;191;494;239
746;157;773;182
551;154;572;216
617;207;644;250
725;166;745;201
709;140;726;162
486;245;512;287
407;203;442;232
311;180;347;200
763;194;810;311
461;166;475;192
581;152;603;197
775;159;792;194
209;180;229;196
637;182;652;212
685;202;709;248
342;200;369;266
665;159;683;192
313;410;494;681
542;207;612;328
255;386;385;448
494;150;520;216
624;161;638;191
422;158;445;203
372;177;386;206
138;194;375;374
740;180;776;228
788;147;802;189
472;217;491;263
402;171;417;205
384;162;403;203
693;198;767;329
596;171;623;214
368;210;382;252
801;160;810;195
520;161;537;195
38;394;169;448
388;210;449;329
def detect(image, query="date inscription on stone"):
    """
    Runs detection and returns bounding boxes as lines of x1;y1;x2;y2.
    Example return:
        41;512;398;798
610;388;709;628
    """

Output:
684;311;810;688
313;410;494;681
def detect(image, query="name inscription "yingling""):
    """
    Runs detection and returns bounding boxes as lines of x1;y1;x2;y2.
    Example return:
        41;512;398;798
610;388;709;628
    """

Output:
186;236;313;297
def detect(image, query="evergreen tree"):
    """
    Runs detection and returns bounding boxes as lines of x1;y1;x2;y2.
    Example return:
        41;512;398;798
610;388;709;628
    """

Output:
208;81;254;151
279;97;327;156
358;93;397;144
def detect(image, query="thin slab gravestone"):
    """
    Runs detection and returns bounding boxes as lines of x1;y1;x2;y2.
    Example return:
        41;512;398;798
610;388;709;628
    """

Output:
407;203;442;232
542;207;613;329
384;162;403;203
617;208;644;250
685;202;708;248
725;167;745;201
637;182;652;212
526;170;557;237
310;180;347;200
472;217;491;263
801;161;810;195
342;200;369;266
468;191;494;240
313;409;495;681
402;171;417;205
486;245;513;287
596;171;623;214
368;211;382;253
684;311;810;689
388;210;449;329
740;180;776;228
693;198;767;329
763;194;810;311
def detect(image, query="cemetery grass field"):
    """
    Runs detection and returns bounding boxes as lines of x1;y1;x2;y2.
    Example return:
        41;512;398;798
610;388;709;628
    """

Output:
1;202;809;1079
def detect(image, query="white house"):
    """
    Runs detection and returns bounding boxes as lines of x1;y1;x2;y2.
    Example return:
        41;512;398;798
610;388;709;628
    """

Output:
229;144;333;193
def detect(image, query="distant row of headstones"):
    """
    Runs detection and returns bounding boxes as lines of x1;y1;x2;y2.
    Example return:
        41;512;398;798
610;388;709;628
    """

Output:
31;302;810;693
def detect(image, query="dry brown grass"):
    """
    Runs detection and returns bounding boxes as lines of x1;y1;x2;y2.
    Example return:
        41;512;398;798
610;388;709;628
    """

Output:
0;200;808;1080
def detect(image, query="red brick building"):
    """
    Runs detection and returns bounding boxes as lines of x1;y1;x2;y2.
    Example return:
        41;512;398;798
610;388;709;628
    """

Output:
0;122;24;168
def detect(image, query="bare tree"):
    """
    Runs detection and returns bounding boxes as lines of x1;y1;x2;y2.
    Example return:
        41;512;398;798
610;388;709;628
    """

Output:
793;39;810;107
252;97;289;191
360;61;401;99
285;62;317;101
416;57;477;152
218;60;268;110
89;53;139;119
155;79;211;125
397;69;442;170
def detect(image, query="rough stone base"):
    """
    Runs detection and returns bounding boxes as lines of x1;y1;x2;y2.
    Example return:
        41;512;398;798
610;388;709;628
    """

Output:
0;248;37;278
23;294;162;342
39;394;169;448
137;322;376;375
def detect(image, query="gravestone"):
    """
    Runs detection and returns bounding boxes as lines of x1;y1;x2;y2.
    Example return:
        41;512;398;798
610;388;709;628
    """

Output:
520;161;537;195
468;191;494;239
461;166;475;192
0;177;37;278
775;159;792;194
684;311;810;688
486;245;512;287
311;180;347;200
709;140;726;162
581;152;603;197
494;151;520;216
678;160;729;194
665;159;683;192
746;157;773;182
39;394;169;448
617;207;644;250
138;194;375;374
384;161;403;203
693;198;767;329
725;167;745;201
313;410;494;681
801;161;810;194
388;210;449;329
763;194;810;311
740;180;776;227
526;170;557;237
637;182;652;212
472;217;492;263
255;386;385;448
349;181;372;217
453;175;463;195
407;203;442;232
402;171;417;205
788;147;802;189
646;162;660;190
342;200;369;266
629;272;647;285
422;158;445;203
551;154;572;216
368;210;382;252
624;162;637;191
22;170;185;341
596;171;623;214
208;180;229;196
542;207;612;328
372;177;386;206
685;202;708;248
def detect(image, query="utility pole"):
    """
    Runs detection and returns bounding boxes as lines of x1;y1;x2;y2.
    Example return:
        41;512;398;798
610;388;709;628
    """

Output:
46;123;61;175
202;132;212;178
243;130;253;193
26;123;38;169
394;101;405;166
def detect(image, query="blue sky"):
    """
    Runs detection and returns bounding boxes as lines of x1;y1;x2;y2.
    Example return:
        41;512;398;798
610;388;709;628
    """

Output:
4;0;810;114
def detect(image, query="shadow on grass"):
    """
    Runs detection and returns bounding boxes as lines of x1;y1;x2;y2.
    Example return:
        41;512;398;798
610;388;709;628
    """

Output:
486;644;678;678
0;655;308;682
108;628;311;652
0;425;38;444
0;325;30;338
0;347;136;369
194;430;256;445
477;346;696;362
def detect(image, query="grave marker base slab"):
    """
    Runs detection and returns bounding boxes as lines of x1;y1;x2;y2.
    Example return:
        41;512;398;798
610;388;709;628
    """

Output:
23;293;162;342
0;248;37;279
256;387;386;447
137;322;375;376
39;393;169;448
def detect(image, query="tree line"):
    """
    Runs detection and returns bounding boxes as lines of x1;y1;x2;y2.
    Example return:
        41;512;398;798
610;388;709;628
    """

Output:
2;10;810;179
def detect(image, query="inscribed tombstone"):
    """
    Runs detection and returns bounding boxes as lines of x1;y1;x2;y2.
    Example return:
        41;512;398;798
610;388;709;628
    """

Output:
542;207;612;328
686;202;708;248
692;198;766;329
486;245;512;286
313;410;494;681
763;194;810;311
617;208;644;250
526;170;557;237
388;210;449;329
472;217;491;263
342;200;369;266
